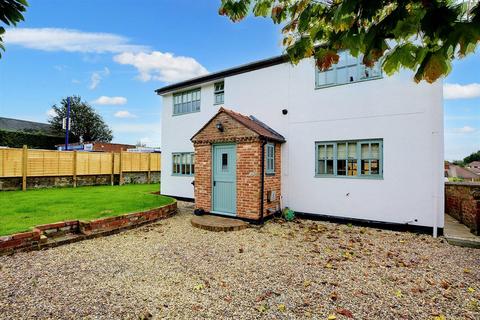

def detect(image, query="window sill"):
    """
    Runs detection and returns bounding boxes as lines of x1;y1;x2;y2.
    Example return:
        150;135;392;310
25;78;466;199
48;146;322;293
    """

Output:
266;172;275;176
172;174;195;177
213;102;224;106
315;76;383;90
172;110;201;117
314;174;383;180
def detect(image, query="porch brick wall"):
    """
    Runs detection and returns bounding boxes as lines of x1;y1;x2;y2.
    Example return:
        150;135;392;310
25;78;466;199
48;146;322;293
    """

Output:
194;144;212;211
263;143;281;218
236;142;262;219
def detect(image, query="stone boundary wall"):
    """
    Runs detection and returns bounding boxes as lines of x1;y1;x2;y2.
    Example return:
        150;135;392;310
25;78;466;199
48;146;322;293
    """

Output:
0;201;176;255
445;182;480;235
0;172;160;191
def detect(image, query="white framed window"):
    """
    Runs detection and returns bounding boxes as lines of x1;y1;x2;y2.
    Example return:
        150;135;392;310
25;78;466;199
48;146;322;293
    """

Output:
315;52;382;88
265;143;275;174
315;139;383;179
173;89;201;115
214;81;224;105
172;152;195;176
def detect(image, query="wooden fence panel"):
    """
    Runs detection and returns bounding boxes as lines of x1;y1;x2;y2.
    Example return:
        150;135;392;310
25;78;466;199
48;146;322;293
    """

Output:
76;152;90;175
0;148;161;178
2;148;23;177
58;152;74;175
113;153;120;174
27;150;45;177
43;150;60;176
151;154;161;171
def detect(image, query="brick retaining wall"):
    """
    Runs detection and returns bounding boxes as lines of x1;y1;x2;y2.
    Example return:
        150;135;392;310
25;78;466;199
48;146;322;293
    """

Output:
445;182;480;235
0;201;176;255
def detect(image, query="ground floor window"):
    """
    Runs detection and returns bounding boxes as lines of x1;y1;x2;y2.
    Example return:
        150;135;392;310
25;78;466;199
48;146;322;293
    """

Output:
172;152;195;176
315;139;383;178
265;143;275;174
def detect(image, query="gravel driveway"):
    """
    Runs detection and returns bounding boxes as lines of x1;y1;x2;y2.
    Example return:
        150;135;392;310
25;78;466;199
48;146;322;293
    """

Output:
0;202;479;319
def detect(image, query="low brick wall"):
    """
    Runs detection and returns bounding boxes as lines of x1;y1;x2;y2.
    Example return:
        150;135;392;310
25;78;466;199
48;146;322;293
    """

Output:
79;204;176;235
0;230;41;253
445;182;480;235
0;172;161;191
0;201;176;255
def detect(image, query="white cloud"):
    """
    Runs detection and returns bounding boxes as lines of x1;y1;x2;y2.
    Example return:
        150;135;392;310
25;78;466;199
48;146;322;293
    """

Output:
444;83;480;100
92;96;127;105
4;28;147;53
89;67;110;90
113;51;208;83
46;108;57;118
453;126;477;134
114;110;136;118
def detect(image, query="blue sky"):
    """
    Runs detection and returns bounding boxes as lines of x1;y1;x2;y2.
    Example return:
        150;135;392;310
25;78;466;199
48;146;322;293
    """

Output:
0;0;479;160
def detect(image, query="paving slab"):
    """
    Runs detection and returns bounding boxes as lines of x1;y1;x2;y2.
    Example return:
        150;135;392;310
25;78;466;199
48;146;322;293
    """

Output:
444;214;480;249
191;214;249;232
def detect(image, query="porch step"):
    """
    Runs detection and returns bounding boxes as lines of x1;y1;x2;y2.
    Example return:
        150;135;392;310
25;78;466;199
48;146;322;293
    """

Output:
191;215;249;232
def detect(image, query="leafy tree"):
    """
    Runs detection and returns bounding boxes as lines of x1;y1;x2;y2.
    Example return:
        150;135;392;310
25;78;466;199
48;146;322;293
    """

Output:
464;150;480;164
452;159;465;167
219;0;480;83
48;96;113;143
0;0;29;58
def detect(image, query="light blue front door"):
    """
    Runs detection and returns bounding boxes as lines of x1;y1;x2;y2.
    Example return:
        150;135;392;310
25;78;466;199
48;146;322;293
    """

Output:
212;144;236;215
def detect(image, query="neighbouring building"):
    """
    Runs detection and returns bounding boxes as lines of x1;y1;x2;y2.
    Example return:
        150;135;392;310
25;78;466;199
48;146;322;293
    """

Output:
156;52;444;234
0;116;63;149
445;162;480;182
127;147;162;153
56;141;136;152
466;161;480;175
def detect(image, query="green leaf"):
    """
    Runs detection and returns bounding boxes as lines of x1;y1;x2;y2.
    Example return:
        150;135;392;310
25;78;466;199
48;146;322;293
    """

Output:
253;0;272;17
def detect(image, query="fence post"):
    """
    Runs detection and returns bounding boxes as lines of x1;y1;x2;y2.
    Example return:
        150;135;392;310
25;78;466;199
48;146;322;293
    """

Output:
111;152;115;186
73;151;77;187
147;153;152;184
119;150;124;185
22;145;28;191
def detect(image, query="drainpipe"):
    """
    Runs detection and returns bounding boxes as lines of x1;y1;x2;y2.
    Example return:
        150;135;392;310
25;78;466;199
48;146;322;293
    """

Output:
260;139;267;224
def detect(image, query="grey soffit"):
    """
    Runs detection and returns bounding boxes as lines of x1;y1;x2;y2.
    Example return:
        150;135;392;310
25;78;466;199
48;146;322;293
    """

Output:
155;55;288;95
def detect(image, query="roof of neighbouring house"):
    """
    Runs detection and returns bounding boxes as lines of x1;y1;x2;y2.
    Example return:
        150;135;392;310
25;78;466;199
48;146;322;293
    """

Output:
467;161;480;167
155;54;288;95
191;107;285;143
447;164;479;179
467;161;480;174
0;117;59;135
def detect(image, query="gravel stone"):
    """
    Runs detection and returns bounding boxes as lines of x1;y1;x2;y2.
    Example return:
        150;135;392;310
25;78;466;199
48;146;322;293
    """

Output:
0;202;479;319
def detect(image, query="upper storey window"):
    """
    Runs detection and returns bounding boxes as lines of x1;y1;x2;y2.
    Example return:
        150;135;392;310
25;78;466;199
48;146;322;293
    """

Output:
214;81;224;105
315;52;382;88
173;89;201;115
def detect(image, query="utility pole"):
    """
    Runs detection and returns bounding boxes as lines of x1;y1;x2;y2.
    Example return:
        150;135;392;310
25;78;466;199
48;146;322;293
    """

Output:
65;97;71;151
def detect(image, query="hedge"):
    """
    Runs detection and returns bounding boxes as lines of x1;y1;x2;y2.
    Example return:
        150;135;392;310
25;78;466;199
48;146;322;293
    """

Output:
0;130;64;149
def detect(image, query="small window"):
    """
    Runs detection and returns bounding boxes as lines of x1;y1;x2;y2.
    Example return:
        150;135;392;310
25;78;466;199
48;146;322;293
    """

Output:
222;153;228;171
266;143;275;174
214;81;224;105
315;51;382;88
315;139;383;178
173;89;201;115
172;152;195;176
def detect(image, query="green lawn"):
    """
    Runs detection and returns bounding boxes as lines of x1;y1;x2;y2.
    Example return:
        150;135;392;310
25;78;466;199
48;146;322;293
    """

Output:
0;184;174;236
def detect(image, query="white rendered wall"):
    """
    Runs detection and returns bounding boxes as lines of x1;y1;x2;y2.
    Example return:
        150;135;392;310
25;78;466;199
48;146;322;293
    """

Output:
160;58;444;228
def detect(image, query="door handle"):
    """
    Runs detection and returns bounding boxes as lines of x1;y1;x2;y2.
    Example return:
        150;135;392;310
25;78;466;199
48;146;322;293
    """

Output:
213;181;216;186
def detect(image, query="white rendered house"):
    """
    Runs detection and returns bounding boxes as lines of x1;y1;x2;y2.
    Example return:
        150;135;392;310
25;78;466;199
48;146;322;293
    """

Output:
156;52;444;235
